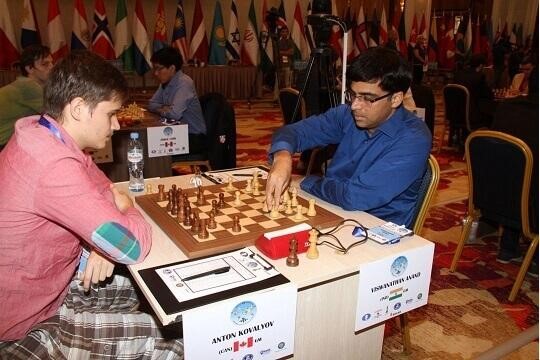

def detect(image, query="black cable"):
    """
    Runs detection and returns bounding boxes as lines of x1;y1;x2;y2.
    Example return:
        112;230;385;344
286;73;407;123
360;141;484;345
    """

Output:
314;219;369;254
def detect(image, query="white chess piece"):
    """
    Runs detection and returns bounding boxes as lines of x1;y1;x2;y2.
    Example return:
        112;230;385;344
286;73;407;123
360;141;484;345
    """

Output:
225;176;235;191
282;188;290;203
245;179;253;193
284;199;293;215
189;174;203;188
306;228;319;259
294;205;303;220
307;199;317;216
291;187;298;207
270;206;279;219
253;183;260;196
234;191;242;206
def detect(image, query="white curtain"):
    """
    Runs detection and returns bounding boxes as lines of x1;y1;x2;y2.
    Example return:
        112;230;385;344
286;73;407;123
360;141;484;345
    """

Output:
491;0;538;39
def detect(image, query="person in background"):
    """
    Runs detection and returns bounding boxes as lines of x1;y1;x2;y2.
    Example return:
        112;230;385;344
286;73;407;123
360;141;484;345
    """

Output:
265;47;431;227
385;29;399;52
0;45;53;150
0;51;183;358
455;32;467;70
412;35;428;83
509;56;535;95
148;47;207;154
277;27;295;88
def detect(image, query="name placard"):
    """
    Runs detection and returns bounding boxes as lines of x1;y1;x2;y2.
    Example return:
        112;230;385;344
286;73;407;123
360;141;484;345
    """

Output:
183;283;297;359
355;244;434;331
146;124;189;158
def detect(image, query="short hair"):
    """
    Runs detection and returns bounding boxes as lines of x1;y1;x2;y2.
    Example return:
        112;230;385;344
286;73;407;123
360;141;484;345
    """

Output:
44;51;128;119
19;45;51;76
469;54;487;68
151;47;183;71
346;46;412;93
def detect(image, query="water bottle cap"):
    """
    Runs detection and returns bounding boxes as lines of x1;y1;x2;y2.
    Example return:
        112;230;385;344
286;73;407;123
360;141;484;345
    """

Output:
130;132;139;140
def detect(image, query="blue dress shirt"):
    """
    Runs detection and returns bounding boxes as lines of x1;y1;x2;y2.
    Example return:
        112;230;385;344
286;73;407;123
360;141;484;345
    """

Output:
148;71;206;135
269;105;432;226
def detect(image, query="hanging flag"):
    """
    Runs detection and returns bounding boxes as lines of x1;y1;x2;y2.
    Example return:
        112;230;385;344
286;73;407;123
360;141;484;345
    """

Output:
71;0;90;50
209;1;226;65
47;0;68;62
226;0;240;61
473;15;481;55
171;0;189;62
480;16;491;64
509;23;517;45
305;1;315;51
409;13;418;46
92;0;115;60
464;14;472;52
344;3;358;61
260;0;274;74
0;0;19;68
114;0;134;71
21;0;40;48
397;10;408;58
428;14;438;62
291;0;308;61
153;0;168;53
443;14;455;69
379;6;388;46
419;13;427;40
355;5;368;53
493;18;501;43
329;0;342;62
190;0;209;62
516;23;523;47
132;0;152;75
277;0;288;30
241;0;258;66
368;8;379;47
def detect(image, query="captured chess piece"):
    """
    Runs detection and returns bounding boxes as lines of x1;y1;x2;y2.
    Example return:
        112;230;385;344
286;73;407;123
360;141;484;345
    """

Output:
307;199;317;216
225;176;235;191
286;238;299;267
306;228;319;259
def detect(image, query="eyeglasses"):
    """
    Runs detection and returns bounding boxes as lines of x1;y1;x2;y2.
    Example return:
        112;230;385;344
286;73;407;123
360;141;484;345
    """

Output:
345;90;393;106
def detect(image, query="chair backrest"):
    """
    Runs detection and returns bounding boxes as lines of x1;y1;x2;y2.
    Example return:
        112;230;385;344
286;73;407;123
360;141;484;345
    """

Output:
411;83;436;136
278;87;306;125
199;92;236;170
443;84;471;132
465;130;534;237
410;154;440;234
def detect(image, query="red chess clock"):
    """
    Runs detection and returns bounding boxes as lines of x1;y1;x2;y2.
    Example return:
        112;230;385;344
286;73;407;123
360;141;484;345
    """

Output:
255;223;312;259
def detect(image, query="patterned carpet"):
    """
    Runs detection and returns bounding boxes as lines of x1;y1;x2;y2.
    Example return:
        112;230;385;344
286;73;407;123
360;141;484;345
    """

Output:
230;97;539;359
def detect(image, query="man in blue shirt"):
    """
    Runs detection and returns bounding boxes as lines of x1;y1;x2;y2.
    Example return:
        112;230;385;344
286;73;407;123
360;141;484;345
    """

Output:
265;47;431;227
148;47;207;153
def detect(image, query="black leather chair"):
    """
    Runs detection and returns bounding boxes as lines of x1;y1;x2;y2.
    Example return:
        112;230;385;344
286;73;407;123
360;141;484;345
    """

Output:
278;87;305;125
411;83;435;138
171;93;236;172
442;84;470;149
450;130;538;301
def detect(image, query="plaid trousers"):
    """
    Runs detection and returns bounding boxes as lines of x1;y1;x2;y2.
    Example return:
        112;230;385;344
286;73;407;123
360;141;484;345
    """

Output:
0;275;184;359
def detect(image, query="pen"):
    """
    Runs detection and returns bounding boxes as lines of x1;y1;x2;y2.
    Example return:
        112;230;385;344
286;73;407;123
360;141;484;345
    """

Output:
181;266;231;281
233;173;262;177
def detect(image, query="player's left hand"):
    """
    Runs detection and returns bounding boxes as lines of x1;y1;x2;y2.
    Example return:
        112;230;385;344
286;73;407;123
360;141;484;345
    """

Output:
81;250;115;291
110;184;134;213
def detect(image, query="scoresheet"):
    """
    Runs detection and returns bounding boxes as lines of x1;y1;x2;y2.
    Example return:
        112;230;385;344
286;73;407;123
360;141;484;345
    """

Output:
203;165;269;184
156;248;280;303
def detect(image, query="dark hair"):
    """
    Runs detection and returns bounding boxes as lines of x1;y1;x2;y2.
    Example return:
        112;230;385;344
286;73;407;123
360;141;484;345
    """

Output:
346;47;412;93
44;51;128;119
19;45;51;76
151;47;183;71
469;54;487;68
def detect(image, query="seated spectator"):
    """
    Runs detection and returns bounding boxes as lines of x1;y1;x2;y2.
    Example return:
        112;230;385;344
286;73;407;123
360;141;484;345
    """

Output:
509;56;535;95
0;51;183;358
148;47;207;154
265;47;431;227
0;45;53;150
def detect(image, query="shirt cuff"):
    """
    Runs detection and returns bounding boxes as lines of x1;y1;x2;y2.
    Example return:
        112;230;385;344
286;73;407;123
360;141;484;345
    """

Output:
268;140;295;164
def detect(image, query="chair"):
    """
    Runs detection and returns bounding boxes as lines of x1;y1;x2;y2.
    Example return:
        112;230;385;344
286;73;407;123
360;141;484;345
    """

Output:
441;84;470;149
171;93;236;173
397;154;440;354
411;83;436;139
450;130;538;302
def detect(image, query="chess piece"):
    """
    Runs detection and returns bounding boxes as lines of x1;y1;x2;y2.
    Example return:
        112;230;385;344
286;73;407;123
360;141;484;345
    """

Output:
307;199;317;216
198;219;209;239
253;184;260;196
286;238;299;267
291;187;298;207
190;216;200;233
211;199;219;216
306;228;319;259
166;190;173;212
183;208;192;226
262;201;269;213
158;184;166;201
146;184;153;194
196;187;205;206
245;179;253;193
208;213;217;229
231;214;241;232
282;188;290;203
294;205;303;220
234;191;242;206
285;199;293;215
218;193;226;208
177;205;185;223
270;206;279;219
189;171;203;187
225;176;235;191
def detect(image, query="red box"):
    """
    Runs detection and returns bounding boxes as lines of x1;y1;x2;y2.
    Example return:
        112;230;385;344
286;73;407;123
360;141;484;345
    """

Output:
255;223;312;260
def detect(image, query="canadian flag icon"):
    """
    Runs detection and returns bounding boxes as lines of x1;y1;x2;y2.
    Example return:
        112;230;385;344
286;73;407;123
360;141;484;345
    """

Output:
233;337;253;352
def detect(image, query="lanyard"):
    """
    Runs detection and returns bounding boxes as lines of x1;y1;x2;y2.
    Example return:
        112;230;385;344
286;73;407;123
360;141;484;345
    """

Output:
38;116;65;144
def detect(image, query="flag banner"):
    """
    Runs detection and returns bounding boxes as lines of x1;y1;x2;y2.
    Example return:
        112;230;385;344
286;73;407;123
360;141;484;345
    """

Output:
398;10;408;58
344;4;358;61
277;0;288;30
369;8;379;47
226;0;240;61
209;1;226;65
172;0;189;62
355;5;368;53
190;0;209;63
379;7;388;46
133;0;152;75
428;15;438;62
473;16;481;55
47;0;68;62
305;1;315;51
21;0;40;48
259;0;274;74
0;0;19;68
71;0;90;50
153;0;168;53
92;0;115;60
114;0;134;71
409;13;418;46
291;0;308;61
465;15;472;52
419;13;427;40
241;0;258;66
442;14;455;69
329;0;342;62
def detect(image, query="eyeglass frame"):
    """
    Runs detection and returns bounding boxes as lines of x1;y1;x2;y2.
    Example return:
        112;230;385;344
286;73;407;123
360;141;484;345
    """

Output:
344;90;394;106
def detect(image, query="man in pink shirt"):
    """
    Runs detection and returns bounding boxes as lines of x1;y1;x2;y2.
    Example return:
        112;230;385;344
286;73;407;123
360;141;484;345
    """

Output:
0;52;183;358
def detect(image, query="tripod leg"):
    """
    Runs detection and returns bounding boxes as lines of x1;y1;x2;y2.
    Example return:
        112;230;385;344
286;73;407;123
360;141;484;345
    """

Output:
291;53;317;122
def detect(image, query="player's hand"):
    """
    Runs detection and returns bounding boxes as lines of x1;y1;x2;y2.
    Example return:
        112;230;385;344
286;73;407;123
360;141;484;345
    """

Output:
265;150;292;211
80;250;114;291
110;184;134;213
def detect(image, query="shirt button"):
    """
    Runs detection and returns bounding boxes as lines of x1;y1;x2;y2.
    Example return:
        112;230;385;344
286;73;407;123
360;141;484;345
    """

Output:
104;345;111;351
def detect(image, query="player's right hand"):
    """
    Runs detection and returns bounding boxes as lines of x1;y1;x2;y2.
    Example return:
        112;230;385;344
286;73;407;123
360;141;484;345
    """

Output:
81;250;115;292
110;184;134;213
265;150;292;211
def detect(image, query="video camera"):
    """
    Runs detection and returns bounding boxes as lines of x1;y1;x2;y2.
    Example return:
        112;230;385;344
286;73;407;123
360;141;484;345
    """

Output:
306;0;345;48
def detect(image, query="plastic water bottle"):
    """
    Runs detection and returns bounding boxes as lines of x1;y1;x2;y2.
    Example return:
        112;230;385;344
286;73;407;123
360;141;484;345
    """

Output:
127;132;144;192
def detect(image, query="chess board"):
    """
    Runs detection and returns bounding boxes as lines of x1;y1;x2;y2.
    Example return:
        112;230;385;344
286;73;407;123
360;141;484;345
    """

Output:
135;180;344;258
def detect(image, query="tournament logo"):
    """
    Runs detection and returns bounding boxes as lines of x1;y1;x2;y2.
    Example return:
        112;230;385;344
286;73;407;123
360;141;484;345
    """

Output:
362;313;371;321
163;127;173;136
394;302;402;310
390;256;408;277
231;301;257;325
242;354;254;360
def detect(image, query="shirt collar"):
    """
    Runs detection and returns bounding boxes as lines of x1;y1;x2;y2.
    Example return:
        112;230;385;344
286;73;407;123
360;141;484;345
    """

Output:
371;106;408;138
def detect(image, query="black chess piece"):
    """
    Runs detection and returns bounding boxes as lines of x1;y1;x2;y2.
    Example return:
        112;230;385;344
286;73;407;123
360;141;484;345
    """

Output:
286;237;299;267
